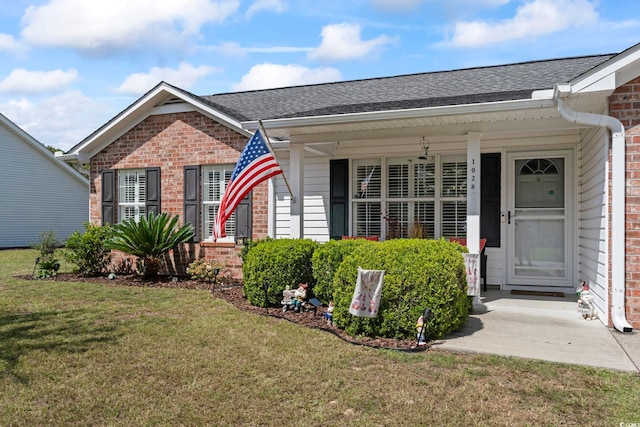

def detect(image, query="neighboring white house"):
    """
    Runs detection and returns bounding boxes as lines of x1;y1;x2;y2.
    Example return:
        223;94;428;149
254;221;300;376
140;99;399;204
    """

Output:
0;112;89;248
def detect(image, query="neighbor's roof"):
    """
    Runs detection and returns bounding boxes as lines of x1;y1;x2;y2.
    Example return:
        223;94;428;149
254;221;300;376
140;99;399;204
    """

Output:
201;54;615;122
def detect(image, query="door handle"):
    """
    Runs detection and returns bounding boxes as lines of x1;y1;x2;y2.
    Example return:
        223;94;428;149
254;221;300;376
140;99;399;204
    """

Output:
508;210;511;224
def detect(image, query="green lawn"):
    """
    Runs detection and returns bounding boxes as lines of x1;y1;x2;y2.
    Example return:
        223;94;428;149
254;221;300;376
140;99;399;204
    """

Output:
1;249;638;426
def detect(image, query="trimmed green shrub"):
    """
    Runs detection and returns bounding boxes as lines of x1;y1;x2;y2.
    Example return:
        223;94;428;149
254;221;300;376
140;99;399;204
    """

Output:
242;238;318;307
332;238;468;340
311;239;378;304
63;223;113;277
238;237;273;262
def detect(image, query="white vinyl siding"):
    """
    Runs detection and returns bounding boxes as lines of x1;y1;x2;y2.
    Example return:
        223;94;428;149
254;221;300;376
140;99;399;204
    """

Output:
303;158;331;242
118;169;146;222
577;125;609;320
202;165;235;241
272;157;331;242
0;118;88;248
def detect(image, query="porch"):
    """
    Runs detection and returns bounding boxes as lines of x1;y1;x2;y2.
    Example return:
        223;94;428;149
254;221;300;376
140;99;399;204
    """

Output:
436;289;639;371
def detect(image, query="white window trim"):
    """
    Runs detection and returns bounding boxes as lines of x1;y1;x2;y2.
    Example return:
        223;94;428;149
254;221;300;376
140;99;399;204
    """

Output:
118;169;146;223
202;164;235;242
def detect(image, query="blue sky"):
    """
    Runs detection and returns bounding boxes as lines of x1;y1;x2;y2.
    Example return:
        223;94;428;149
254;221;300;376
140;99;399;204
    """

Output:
1;0;639;151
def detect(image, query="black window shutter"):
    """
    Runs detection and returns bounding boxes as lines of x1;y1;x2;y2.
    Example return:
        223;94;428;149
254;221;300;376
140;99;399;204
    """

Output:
480;153;501;247
101;169;116;225
145;167;161;216
234;193;252;244
183;165;201;242
329;159;349;239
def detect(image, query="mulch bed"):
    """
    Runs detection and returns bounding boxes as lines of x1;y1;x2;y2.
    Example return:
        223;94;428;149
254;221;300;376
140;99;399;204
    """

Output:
20;273;427;351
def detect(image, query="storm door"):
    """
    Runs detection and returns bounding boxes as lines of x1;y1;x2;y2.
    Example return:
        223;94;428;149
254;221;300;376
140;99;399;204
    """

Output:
506;151;574;288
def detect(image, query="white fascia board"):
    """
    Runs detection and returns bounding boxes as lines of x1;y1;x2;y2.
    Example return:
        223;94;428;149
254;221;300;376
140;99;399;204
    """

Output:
66;82;249;160
242;98;556;131
570;44;640;94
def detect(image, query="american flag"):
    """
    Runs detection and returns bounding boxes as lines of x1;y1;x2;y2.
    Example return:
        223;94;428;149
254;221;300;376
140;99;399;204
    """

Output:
212;130;283;241
360;166;376;194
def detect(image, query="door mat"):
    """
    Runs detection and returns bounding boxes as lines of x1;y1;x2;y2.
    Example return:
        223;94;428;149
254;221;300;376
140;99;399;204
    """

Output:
511;290;565;298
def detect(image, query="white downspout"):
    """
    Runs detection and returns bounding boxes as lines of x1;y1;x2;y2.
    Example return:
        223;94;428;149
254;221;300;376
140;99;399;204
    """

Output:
556;97;633;332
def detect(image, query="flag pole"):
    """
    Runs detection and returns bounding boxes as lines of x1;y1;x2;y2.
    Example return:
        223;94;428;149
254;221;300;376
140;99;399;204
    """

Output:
258;120;296;203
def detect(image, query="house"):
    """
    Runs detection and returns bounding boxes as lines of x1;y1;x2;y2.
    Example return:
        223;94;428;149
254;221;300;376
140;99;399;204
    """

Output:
0;112;89;248
61;42;640;332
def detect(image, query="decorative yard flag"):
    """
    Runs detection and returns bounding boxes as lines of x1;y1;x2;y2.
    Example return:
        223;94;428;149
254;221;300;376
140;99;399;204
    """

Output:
349;267;385;318
212;129;283;241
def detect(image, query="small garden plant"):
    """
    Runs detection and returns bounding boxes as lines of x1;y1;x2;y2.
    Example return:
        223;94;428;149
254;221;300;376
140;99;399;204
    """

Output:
31;230;61;279
187;259;225;285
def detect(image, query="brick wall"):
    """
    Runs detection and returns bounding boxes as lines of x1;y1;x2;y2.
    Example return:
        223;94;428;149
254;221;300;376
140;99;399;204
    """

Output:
610;76;640;328
90;111;270;278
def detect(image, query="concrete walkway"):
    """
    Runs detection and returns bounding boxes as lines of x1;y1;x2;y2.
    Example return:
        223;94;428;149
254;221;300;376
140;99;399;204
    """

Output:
436;289;639;372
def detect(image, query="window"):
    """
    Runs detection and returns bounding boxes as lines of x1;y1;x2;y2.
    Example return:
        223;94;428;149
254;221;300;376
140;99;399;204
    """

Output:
349;155;466;240
202;165;235;241
441;156;467;238
102;168;160;225
386;158;435;238
183;165;252;243
352;159;381;237
118;169;146;222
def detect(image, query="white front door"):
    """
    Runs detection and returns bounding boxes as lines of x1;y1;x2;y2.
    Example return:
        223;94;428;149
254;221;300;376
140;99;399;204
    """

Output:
506;150;574;288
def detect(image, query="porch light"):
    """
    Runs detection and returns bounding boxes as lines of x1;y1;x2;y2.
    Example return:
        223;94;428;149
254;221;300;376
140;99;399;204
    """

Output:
418;137;429;159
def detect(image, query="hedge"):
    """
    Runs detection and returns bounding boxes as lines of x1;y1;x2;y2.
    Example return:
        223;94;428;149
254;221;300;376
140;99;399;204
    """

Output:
311;239;378;304
331;238;468;340
242;238;318;307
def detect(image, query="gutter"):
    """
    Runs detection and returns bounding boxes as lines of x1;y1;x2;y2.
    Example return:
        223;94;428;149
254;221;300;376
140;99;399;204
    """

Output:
244;98;556;131
556;95;633;333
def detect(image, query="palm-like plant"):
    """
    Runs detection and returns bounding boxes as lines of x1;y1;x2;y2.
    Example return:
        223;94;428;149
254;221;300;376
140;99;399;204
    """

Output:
108;212;194;278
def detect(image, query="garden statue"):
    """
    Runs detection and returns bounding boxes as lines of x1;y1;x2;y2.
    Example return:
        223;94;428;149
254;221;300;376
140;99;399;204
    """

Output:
416;315;427;346
577;281;598;320
324;301;334;326
292;283;308;312
281;285;294;311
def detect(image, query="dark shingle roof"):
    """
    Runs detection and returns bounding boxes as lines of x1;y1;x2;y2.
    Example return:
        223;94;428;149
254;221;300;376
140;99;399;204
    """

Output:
201;54;614;121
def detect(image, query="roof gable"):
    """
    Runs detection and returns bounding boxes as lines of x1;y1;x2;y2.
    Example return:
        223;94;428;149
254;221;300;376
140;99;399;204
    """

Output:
65;82;250;161
0;112;88;185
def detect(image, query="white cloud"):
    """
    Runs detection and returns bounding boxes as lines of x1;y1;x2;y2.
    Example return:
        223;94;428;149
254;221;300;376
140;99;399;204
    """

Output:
246;0;287;19
450;0;599;47
231;63;341;91
206;41;312;57
0;33;24;54
0;68;78;94
20;0;240;54
1;90;113;151
307;23;393;62
114;63;220;95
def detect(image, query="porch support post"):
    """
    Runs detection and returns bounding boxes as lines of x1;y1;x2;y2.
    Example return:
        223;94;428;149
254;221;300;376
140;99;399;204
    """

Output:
466;132;481;254
289;143;304;238
467;133;482;303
